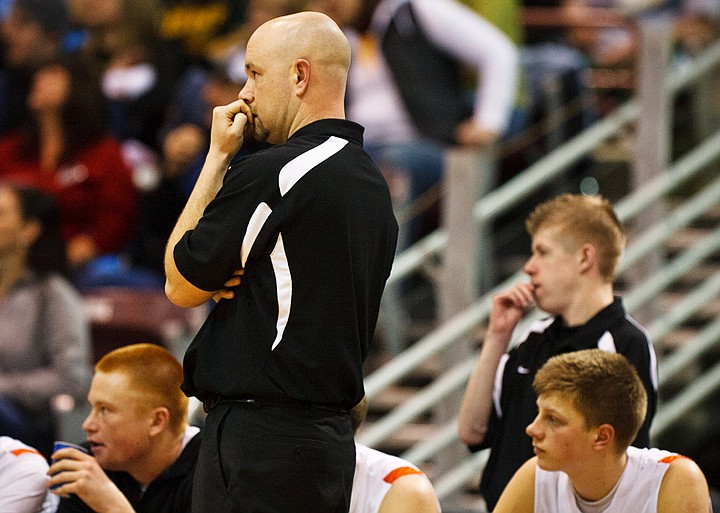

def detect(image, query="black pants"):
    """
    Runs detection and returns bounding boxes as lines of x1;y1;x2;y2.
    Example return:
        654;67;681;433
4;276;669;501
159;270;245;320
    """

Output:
193;402;355;513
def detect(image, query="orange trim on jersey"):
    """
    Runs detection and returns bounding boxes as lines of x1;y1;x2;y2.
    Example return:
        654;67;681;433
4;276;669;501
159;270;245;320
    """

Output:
383;467;424;484
659;454;691;464
10;448;42;458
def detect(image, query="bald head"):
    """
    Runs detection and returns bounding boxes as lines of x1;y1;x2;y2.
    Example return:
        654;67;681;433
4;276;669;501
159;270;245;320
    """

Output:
241;11;351;142
253;11;351;80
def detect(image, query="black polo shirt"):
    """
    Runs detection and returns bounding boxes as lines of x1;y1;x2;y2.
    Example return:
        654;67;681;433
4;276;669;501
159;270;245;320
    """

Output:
175;119;398;408
57;430;201;513
470;297;658;511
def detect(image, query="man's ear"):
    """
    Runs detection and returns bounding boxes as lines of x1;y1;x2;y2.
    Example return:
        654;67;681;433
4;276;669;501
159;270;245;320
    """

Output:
593;423;616;451
578;243;596;274
149;407;170;436
294;59;310;96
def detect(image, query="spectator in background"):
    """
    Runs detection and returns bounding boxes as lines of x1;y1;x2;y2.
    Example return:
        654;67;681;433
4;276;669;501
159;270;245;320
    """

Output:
493;349;711;513
457;194;658;511
0;54;138;277
0;435;58;513
349;397;441;513
127;57;249;281
159;0;250;69
518;0;599;167
310;0;519;244
0;184;91;458
49;343;201;513
68;0;183;154
673;0;719;57
565;0;719;69
159;0;302;189
200;0;304;66
0;0;70;136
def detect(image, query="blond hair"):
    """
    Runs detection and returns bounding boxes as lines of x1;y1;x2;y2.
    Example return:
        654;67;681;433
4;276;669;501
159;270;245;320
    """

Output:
533;349;647;451
526;194;626;281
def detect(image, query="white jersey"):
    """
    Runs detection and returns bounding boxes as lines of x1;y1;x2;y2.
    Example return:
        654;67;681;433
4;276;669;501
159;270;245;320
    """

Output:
0;436;58;513
350;443;440;513
535;446;679;513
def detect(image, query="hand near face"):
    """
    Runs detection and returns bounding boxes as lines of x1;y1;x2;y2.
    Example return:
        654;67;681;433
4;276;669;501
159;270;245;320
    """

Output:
48;448;134;513
208;99;251;160
488;282;536;341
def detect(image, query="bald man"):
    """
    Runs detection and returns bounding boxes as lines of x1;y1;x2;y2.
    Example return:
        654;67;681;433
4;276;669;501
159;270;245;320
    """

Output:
164;12;398;513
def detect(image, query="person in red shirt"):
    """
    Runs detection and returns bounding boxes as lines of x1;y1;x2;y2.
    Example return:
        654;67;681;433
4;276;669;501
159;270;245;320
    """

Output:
0;53;137;271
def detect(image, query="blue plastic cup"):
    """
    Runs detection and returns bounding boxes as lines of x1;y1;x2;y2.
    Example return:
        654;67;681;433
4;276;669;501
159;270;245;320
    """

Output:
50;441;89;490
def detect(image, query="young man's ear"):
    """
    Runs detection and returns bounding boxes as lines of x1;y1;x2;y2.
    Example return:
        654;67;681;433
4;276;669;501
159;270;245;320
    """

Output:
149;407;170;436
577;243;597;274
294;59;310;96
592;423;616;451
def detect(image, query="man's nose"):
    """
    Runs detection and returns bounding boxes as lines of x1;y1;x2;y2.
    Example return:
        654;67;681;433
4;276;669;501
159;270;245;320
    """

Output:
526;416;541;439
523;256;535;275
238;84;253;103
81;412;96;432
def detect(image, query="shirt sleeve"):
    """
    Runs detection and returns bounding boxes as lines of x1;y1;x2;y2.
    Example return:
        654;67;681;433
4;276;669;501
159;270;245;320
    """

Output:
0;451;50;513
174;157;280;292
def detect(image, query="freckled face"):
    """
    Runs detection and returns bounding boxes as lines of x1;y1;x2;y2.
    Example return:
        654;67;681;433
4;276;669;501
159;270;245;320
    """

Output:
523;226;581;318
526;393;596;474
81;371;154;473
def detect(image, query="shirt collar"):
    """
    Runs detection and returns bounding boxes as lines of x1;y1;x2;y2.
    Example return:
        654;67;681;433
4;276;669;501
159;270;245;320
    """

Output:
289;118;365;147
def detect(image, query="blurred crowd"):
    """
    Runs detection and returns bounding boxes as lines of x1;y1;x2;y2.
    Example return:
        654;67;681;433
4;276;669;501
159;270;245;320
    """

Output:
0;0;717;287
0;0;717;462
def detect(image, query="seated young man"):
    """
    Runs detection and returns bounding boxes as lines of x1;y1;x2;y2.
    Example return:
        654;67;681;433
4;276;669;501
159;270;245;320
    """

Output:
493;349;711;513
48;344;201;513
458;193;658;511
350;397;441;513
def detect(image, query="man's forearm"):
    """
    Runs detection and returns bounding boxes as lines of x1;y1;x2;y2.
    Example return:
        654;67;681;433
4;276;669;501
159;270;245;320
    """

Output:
457;330;510;446
164;151;234;307
165;99;249;307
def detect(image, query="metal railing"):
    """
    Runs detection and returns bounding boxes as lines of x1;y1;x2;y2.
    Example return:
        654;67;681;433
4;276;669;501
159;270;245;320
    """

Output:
361;141;720;448
361;31;720;506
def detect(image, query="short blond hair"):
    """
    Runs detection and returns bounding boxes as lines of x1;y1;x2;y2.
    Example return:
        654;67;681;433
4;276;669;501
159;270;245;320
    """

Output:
533;349;647;451
95;344;188;436
525;194;626;281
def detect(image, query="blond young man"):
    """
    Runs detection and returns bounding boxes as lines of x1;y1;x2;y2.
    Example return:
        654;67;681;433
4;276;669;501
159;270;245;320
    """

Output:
48;344;200;513
494;349;711;513
458;194;658;511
